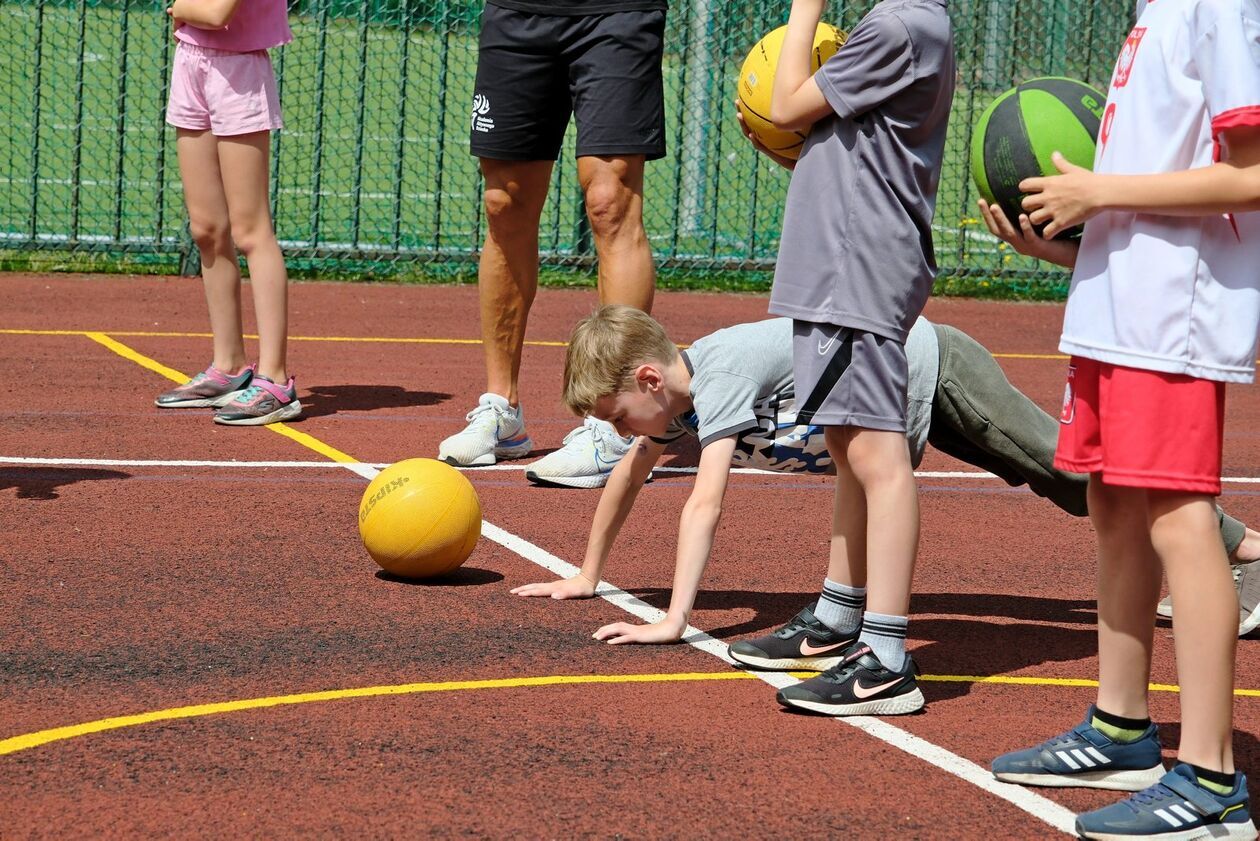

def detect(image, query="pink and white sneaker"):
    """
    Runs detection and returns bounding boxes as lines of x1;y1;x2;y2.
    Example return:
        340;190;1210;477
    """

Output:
213;375;302;426
155;363;255;408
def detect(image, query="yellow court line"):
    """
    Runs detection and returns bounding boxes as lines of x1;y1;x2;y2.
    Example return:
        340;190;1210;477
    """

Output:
84;333;361;463
84;332;191;384
0;327;1062;357
3;327;567;348
917;674;1260;698
0;672;752;757
5;670;1256;758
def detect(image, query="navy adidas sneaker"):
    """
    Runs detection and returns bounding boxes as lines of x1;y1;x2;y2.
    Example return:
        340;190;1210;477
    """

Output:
775;641;924;716
992;706;1165;791
727;604;857;671
1075;763;1256;840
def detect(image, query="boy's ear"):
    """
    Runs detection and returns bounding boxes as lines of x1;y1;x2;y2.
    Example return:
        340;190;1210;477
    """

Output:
633;363;664;392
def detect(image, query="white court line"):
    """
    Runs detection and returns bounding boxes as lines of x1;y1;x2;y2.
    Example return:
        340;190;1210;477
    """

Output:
1;449;1077;832
8;457;1260;487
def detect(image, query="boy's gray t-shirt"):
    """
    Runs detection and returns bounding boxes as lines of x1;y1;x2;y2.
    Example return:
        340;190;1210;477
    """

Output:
651;318;938;471
768;0;955;342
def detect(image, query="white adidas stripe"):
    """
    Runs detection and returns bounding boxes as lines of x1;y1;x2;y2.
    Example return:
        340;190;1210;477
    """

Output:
1154;808;1183;827
1169;804;1199;824
1084;746;1112;765
1070;748;1096;768
1056;750;1082;770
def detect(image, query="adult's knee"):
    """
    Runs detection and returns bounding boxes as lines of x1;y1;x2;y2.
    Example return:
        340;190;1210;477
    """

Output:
483;186;542;241
584;178;638;240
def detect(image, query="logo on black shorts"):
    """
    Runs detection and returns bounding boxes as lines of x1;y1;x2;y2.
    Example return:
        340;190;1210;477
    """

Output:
471;94;494;133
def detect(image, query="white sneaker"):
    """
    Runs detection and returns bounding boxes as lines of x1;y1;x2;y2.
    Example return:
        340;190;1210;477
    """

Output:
524;417;634;489
1156;560;1260;637
438;393;532;467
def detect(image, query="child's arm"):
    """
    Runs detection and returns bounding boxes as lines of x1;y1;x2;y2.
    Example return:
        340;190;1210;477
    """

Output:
510;436;666;600
769;0;833;132
592;436;738;644
1023;128;1260;238
976;198;1080;269
168;0;244;30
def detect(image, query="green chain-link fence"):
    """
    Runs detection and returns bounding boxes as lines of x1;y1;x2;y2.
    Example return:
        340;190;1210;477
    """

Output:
1;0;1131;295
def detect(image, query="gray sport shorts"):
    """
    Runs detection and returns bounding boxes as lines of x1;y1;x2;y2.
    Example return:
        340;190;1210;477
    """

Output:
791;320;908;431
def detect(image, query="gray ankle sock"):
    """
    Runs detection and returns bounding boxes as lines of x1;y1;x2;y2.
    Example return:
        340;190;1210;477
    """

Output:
858;611;908;671
814;578;865;635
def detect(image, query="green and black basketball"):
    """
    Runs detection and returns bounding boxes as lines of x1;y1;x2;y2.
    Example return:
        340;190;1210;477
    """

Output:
971;76;1106;239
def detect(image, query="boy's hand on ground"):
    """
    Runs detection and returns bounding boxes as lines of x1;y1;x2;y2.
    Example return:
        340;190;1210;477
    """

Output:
1020;153;1102;240
735;100;796;171
592;618;685;645
977;198;1079;269
509;574;596;600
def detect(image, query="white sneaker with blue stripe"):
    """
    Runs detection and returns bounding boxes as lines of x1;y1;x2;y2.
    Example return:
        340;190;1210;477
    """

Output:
438;393;532;467
992;706;1165;791
1075;763;1256;840
524;417;633;489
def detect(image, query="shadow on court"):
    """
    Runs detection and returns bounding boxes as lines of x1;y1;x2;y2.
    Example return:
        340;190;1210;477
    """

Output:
298;384;452;418
0;467;131;500
373;567;504;587
633;586;1102;700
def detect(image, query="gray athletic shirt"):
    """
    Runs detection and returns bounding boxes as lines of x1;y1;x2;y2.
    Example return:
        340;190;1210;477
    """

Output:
651;317;939;472
768;0;955;342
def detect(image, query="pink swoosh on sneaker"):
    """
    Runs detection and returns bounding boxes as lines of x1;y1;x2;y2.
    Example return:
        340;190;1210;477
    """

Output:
798;639;846;657
852;678;902;699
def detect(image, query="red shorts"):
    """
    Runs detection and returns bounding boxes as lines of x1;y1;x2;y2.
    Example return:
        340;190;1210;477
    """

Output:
1053;357;1225;494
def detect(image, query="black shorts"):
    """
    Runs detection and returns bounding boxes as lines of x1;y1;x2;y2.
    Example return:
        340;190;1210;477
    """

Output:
470;4;667;161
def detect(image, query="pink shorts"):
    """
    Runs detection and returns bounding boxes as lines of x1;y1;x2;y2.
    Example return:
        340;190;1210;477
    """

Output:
166;41;283;136
1054;356;1226;494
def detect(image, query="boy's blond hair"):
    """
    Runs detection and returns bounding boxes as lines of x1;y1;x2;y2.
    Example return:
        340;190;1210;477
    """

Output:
563;305;679;417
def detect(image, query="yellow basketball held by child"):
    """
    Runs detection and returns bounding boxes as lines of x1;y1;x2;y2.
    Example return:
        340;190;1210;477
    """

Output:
737;22;847;160
358;458;481;579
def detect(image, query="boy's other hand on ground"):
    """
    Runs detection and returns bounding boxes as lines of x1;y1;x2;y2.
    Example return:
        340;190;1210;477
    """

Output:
510;574;596;600
1019;152;1102;239
735;99;797;171
977;197;1079;269
593;618;686;645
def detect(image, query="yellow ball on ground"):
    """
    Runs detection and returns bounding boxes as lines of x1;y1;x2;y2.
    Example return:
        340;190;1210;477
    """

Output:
358;458;481;579
736;22;847;160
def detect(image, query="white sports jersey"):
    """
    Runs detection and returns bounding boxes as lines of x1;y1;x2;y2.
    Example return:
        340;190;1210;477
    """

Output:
1059;0;1260;382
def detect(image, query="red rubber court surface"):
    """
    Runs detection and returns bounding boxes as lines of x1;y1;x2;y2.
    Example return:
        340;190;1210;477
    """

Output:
2;274;1258;838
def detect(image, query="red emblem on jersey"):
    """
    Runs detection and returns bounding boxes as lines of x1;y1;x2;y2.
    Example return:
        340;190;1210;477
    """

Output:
1112;27;1146;88
1099;102;1117;152
1060;366;1076;425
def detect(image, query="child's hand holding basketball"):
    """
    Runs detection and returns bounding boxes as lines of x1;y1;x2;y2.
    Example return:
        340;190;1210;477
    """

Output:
592;617;686;645
510;573;596;600
977;196;1080;269
1020;152;1104;240
735;99;797;171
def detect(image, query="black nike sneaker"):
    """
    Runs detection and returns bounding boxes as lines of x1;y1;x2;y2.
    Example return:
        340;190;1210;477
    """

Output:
727;604;858;671
776;641;925;716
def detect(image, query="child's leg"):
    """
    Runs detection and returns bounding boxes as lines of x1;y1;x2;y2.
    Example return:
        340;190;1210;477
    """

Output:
845;428;918;618
176;128;247;374
1149;491;1237;773
217;131;288;383
824;425;865;587
1089;478;1160;722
